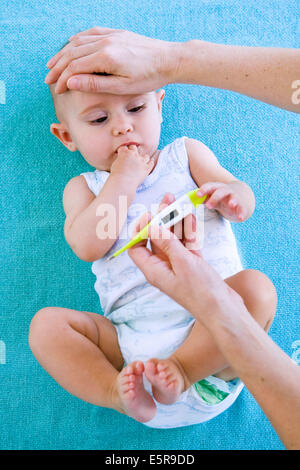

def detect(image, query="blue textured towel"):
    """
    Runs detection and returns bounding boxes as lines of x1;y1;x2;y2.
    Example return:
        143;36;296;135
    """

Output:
1;0;299;450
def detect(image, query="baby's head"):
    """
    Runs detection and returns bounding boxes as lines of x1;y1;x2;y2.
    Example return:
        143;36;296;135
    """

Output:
49;81;165;171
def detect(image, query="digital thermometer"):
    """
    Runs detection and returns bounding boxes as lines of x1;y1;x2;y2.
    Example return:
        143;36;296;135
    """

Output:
107;188;207;261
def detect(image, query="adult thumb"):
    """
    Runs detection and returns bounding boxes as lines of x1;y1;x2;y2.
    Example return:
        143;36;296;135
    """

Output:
148;224;189;267
67;74;126;94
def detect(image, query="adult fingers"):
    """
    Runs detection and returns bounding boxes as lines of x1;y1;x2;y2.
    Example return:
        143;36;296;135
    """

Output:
157;192;191;237
147;224;190;270
69;26;121;40
53;51;123;94
150;193;176;258
46;35;105;69
182;213;202;254
131;212;151;239
130;193;174;241
45;41;104;85
157;192;176;212
128;243;175;289
46;41;70;69
129;201;178;287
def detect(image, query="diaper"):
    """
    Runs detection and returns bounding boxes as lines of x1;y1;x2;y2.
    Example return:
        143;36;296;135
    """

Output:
144;376;243;429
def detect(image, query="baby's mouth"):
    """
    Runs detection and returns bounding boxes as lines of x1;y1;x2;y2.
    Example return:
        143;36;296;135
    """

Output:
114;143;141;154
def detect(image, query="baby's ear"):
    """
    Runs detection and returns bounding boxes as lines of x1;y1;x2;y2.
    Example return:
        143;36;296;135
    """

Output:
156;89;165;123
50;123;77;151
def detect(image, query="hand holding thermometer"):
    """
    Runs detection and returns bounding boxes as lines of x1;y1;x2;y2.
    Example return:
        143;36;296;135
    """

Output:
107;188;207;261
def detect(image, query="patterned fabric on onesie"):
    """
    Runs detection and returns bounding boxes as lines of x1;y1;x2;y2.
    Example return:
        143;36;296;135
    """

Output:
80;136;244;428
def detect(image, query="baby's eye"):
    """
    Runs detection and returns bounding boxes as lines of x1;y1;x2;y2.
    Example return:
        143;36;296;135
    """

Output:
128;105;145;113
89;105;144;124
90;116;107;124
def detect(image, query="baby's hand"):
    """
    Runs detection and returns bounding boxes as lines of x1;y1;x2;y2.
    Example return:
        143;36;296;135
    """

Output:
110;145;155;187
197;182;245;222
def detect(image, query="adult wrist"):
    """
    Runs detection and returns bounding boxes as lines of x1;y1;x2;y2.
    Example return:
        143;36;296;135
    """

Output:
166;39;208;85
189;290;245;336
187;293;222;329
167;39;230;87
160;41;186;84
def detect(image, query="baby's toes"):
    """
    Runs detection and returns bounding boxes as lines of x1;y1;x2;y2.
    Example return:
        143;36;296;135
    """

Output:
131;360;144;376
145;358;159;377
119;366;133;381
119;371;134;390
157;360;172;377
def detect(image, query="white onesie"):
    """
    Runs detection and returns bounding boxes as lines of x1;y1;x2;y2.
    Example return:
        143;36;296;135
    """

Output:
81;136;244;428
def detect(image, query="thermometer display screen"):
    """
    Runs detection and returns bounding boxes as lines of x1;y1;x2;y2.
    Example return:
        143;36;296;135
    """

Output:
161;209;179;225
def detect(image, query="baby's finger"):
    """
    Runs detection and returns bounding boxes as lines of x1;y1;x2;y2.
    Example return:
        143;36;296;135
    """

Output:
227;196;244;220
228;196;238;210
197;182;225;198
206;186;232;209
236;205;245;221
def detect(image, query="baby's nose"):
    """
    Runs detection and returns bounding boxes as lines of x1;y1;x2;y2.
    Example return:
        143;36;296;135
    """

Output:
111;118;133;136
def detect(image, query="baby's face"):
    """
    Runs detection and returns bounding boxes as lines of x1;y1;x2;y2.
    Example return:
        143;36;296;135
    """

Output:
51;89;164;171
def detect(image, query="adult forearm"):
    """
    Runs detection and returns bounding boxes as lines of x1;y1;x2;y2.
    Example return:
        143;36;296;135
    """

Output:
171;41;300;113
68;174;137;261
201;303;300;449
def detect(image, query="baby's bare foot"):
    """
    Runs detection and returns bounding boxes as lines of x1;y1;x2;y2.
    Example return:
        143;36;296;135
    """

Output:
144;358;185;405
116;361;156;423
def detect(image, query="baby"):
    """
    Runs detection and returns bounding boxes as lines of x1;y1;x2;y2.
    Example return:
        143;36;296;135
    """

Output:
29;80;277;428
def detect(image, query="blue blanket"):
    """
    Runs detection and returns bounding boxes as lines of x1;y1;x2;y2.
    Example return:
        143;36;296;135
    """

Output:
1;0;299;450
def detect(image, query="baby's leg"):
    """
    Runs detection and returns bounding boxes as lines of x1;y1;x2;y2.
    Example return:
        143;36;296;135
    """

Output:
145;269;277;404
29;307;156;422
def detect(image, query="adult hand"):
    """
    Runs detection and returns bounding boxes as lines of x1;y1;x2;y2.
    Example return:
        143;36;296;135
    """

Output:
45;27;178;94
45;26;300;112
128;193;244;325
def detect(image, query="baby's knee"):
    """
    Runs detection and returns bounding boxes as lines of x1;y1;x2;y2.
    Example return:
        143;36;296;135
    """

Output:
28;307;63;353
240;269;277;322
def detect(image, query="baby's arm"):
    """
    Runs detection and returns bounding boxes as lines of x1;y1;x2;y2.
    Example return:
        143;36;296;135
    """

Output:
63;145;154;262
185;138;255;222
